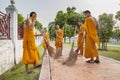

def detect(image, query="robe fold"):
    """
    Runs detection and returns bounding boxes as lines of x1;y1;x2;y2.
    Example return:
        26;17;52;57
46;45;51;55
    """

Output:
22;26;40;65
83;17;99;58
77;26;84;53
55;29;64;49
43;32;50;48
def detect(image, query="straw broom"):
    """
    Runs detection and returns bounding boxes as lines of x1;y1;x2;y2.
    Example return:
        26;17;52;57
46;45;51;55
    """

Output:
54;30;63;59
63;31;85;66
44;37;56;58
62;41;78;66
35;30;56;58
54;46;62;59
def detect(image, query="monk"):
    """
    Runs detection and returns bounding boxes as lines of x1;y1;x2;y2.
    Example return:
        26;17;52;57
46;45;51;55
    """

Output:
55;24;64;56
22;12;42;73
42;28;50;56
82;10;100;63
77;21;85;56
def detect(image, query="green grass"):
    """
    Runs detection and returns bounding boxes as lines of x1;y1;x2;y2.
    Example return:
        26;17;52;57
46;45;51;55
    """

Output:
99;46;120;61
64;42;120;61
0;45;44;80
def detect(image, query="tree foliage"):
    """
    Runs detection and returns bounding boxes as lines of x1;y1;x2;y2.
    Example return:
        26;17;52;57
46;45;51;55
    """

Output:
18;14;24;24
64;24;75;43
35;21;43;32
51;6;84;42
55;11;66;28
115;11;120;41
115;11;120;21
98;13;115;50
48;21;56;40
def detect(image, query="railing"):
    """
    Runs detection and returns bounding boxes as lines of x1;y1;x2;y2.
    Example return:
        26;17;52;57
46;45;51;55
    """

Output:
18;24;24;39
0;11;10;39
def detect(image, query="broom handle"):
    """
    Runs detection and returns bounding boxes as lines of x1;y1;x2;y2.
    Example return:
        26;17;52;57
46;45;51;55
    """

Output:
76;31;86;52
44;38;49;48
42;32;49;48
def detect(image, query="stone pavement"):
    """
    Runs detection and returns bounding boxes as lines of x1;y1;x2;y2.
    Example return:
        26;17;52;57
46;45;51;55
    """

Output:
39;45;120;80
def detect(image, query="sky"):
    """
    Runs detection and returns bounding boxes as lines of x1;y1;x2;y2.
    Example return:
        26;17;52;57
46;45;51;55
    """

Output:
0;0;120;27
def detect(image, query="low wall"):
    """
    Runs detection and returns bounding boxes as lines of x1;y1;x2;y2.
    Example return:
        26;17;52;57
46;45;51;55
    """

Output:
0;37;43;75
0;40;14;75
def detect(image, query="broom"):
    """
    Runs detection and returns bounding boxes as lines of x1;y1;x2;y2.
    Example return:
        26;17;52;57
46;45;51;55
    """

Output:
63;34;85;66
54;31;63;59
54;46;62;59
44;38;56;58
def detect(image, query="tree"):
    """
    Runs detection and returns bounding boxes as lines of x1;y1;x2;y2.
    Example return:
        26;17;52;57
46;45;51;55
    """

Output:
64;24;75;43
118;31;120;41
35;21;43;32
65;7;84;26
18;14;24;24
48;21;56;40
98;13;115;50
53;6;84;43
115;11;120;21
55;11;66;27
115;11;120;41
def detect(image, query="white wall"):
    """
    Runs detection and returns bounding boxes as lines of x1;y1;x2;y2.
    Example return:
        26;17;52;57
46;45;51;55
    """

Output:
0;40;14;75
0;37;43;75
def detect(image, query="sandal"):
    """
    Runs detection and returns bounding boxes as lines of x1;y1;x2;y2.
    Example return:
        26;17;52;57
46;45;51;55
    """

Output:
94;60;100;63
34;64;42;69
86;60;94;63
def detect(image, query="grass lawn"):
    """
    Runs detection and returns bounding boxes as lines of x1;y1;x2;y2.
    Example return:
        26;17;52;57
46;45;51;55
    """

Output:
64;42;120;61
99;46;120;61
0;45;44;80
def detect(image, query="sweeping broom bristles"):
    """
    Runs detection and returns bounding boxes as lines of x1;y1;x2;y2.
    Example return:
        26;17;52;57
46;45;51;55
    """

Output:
47;45;56;57
69;42;74;56
62;42;78;66
63;35;85;66
44;39;55;58
54;47;62;59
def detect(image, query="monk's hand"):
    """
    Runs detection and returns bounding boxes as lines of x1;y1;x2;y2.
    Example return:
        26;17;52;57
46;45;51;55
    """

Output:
26;19;30;26
75;48;79;52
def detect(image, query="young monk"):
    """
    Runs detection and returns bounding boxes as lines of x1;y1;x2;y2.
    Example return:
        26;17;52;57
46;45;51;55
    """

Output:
55;24;64;56
77;21;85;55
42;28;50;56
22;12;42;73
82;10;100;63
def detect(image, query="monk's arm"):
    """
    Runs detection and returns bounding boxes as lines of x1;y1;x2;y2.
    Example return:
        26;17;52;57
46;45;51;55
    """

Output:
56;31;62;39
34;34;43;37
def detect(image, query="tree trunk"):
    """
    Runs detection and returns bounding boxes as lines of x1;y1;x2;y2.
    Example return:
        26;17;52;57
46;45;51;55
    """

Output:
106;42;107;50
102;42;103;50
64;37;66;43
98;42;101;50
69;37;71;44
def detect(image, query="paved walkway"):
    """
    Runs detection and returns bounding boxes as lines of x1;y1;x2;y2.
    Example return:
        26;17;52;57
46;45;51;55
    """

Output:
40;45;120;80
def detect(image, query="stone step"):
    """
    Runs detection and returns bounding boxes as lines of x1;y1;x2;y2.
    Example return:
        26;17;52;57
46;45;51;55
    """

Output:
39;54;51;80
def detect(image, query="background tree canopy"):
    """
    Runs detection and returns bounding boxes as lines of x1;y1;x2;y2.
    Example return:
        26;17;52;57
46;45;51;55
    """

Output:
18;14;25;24
49;6;84;43
98;13;115;50
48;7;120;50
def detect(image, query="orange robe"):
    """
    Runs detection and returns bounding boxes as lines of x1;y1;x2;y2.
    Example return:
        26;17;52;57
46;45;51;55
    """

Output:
55;29;64;49
22;27;40;65
77;26;84;53
83;17;99;58
43;32;50;48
